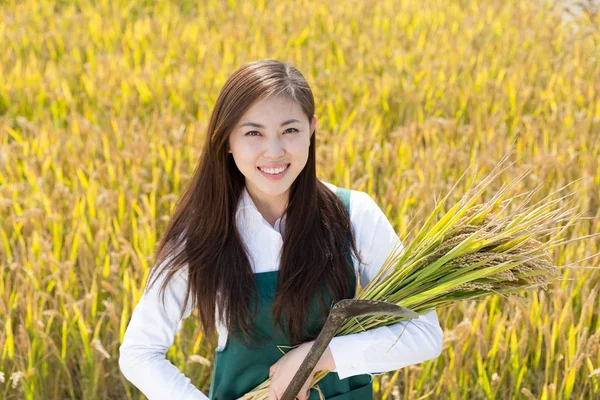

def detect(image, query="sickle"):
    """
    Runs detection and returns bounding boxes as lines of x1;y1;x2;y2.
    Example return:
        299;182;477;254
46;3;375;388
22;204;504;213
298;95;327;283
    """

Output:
280;299;419;400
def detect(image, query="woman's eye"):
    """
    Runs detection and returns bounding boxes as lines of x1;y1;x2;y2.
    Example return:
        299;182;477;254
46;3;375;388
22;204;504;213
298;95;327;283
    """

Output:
244;128;298;136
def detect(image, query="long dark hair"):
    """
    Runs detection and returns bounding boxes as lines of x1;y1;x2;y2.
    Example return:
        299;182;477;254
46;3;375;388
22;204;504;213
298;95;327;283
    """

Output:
146;58;365;346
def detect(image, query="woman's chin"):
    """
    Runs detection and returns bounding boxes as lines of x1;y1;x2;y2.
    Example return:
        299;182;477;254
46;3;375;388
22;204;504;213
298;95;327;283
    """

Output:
249;178;293;196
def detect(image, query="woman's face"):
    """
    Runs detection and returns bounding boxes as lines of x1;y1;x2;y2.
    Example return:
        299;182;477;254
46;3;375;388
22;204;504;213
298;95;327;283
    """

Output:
228;95;317;206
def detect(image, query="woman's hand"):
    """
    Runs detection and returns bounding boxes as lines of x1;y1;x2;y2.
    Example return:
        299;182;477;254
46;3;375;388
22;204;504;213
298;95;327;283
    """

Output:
267;341;336;400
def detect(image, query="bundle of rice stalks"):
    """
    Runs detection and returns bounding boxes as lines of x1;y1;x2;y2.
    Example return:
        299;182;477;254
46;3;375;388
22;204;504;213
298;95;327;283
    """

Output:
240;153;593;399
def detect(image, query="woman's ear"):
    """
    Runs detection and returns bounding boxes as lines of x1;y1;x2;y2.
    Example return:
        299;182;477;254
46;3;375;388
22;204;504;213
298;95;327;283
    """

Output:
310;114;318;137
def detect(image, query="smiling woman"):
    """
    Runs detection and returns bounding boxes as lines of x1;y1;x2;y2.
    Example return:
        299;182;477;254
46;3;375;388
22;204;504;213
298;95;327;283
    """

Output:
118;59;443;400
227;96;317;226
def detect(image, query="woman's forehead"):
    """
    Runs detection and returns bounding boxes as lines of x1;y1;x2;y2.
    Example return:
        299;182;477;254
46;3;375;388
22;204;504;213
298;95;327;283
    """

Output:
238;97;306;126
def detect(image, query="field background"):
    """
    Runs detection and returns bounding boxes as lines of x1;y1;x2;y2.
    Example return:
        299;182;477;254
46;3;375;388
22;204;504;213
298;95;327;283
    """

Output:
1;0;599;399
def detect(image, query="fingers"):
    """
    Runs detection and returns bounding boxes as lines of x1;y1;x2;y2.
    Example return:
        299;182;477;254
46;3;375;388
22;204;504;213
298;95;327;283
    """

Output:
268;388;278;400
269;385;308;400
297;380;312;400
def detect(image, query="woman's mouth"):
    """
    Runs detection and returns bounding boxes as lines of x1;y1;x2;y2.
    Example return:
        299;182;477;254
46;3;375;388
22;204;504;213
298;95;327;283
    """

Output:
257;164;290;180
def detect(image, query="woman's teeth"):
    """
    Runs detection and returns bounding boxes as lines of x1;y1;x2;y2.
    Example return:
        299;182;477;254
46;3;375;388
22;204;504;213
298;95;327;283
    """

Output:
259;165;288;174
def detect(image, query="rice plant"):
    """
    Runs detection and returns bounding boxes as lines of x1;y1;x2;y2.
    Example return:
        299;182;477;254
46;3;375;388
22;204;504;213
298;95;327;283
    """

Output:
0;0;599;399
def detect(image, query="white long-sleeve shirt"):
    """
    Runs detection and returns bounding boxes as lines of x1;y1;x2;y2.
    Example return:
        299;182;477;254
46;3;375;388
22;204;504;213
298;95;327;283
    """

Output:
119;181;444;399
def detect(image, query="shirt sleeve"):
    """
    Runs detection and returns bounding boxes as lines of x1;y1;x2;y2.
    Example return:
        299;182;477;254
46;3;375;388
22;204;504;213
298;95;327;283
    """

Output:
327;190;444;380
118;253;209;400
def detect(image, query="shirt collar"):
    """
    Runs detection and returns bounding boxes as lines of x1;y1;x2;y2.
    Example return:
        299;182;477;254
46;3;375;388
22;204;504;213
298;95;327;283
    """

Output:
236;186;287;232
236;185;261;215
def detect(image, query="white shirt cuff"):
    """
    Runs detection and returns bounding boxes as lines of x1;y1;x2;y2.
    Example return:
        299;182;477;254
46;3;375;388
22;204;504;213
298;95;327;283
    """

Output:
328;335;371;380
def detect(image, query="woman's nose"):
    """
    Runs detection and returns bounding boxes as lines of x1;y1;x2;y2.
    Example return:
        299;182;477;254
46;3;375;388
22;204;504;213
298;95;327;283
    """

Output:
263;139;285;158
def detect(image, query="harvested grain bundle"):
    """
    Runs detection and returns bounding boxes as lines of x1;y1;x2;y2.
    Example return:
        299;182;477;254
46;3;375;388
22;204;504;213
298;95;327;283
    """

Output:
241;154;588;399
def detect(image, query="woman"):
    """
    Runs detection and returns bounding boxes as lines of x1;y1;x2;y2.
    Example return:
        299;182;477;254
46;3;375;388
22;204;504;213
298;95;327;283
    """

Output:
118;59;443;400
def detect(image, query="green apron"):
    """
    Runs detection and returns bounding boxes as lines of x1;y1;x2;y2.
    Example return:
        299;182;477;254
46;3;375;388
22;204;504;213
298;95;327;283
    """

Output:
208;186;373;399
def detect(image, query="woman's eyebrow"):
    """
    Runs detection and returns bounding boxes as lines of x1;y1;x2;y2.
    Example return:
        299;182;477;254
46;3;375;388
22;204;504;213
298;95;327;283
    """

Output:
239;119;300;128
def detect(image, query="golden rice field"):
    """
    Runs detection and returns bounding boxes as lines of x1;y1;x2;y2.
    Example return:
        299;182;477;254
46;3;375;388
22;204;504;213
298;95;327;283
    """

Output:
1;0;599;398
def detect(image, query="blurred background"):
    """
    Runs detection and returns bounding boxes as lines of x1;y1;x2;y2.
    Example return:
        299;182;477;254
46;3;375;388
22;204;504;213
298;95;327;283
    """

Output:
1;0;599;398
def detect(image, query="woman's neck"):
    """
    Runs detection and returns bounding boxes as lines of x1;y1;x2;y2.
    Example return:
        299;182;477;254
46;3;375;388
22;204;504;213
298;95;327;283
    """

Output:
246;185;289;228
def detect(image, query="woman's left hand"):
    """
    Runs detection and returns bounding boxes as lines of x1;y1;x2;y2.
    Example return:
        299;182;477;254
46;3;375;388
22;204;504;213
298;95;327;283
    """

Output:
267;341;335;400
